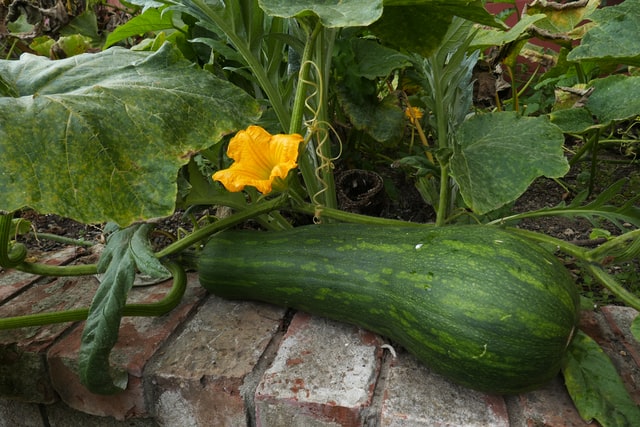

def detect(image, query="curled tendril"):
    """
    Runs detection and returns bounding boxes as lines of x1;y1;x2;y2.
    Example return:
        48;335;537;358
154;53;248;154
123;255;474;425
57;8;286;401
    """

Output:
300;60;342;222
0;213;28;268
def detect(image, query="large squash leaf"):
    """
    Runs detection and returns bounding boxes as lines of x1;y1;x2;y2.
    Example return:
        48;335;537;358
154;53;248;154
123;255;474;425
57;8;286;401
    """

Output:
0;43;260;226
567;0;640;66
587;75;640;127
258;0;383;27
563;330;640;427
451;112;568;215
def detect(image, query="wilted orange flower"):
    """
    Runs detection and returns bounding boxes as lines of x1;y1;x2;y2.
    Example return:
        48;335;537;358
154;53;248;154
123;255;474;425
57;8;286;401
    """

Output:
405;106;423;125
213;125;303;194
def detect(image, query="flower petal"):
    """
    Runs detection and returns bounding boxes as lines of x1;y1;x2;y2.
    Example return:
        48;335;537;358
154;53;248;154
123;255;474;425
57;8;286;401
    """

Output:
213;126;303;194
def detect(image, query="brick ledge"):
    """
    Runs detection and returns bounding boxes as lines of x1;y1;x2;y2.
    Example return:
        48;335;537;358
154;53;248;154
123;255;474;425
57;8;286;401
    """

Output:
1;257;639;426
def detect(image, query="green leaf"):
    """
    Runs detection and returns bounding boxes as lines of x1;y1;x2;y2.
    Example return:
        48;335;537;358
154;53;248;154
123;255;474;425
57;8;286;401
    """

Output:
382;0;504;29
0;43;260;226
587;75;640;127
370;5;452;57
258;0;383;27
567;0;640;66
130;223;170;279
632;315;640;343
337;90;404;143
60;9;102;44
563;330;640;427
548;107;597;134
104;7;176;49
452;112;569;215
524;0;599;34
79;225;140;394
350;38;411;80
471;14;547;48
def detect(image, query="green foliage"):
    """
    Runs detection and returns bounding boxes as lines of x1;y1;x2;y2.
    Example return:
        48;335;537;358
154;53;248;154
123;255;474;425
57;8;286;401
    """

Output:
567;0;640;66
79;223;171;394
0;44;259;226
452;113;569;215
258;0;383;27
563;330;640;427
0;0;639;413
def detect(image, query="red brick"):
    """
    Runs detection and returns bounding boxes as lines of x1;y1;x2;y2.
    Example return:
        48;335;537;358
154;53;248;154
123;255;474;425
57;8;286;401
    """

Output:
145;296;285;427
380;351;509;426
0;273;97;403
255;313;383;427
0;246;80;302
505;376;589;427
47;273;205;420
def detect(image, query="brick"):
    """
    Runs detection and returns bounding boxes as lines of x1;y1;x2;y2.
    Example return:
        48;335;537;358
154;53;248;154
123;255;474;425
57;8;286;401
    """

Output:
580;307;640;405
145;296;285;427
505;376;588;427
47;273;205;420
379;351;509;427
0;397;43;427
0;274;99;403
255;312;383;427
599;306;640;403
0;246;80;302
45;401;158;427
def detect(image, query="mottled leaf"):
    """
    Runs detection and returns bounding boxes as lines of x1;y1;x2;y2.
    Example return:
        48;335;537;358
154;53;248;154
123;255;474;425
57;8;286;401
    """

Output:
525;0;599;34
587;75;640;127
350;39;411;80
382;0;503;28
258;0;383;27
451;112;568;214
563;330;640;427
0;43;260;226
370;5;452;57
567;0;640;66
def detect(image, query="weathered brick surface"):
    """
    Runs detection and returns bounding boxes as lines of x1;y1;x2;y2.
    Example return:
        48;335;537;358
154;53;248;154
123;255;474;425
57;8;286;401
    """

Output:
580;308;640;405
0;246;80;302
0;275;98;403
145;296;285;427
379;350;510;426
505;377;590;427
255;312;383;427
1;248;639;427
47;274;205;420
0;397;43;427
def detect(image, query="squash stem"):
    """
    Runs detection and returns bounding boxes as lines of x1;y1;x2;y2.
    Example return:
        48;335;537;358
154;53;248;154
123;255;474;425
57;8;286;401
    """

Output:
586;263;640;312
293;203;431;227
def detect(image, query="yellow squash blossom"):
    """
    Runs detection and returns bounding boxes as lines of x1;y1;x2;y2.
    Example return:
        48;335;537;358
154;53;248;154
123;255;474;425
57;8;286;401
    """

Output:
405;106;423;125
213;125;303;194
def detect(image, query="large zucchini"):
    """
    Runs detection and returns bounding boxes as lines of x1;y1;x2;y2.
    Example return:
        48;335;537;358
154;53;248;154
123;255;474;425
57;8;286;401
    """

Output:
198;224;579;394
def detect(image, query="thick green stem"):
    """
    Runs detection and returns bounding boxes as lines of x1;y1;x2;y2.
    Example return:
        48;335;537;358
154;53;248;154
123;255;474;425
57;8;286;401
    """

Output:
13;262;98;277
293;203;430;227
0;213;27;268
587;263;640;312
0;261;187;329
289;22;322;135
289;22;323;205
188;0;291;130
507;227;587;260
1;213;98;276
431;62;451;227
